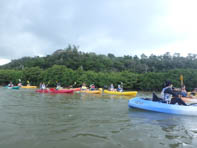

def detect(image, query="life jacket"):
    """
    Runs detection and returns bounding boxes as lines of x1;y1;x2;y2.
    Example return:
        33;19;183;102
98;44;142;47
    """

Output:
161;87;172;103
8;84;13;87
117;86;123;92
42;84;46;89
181;91;187;97
90;85;95;90
56;85;61;90
81;86;87;90
110;85;114;91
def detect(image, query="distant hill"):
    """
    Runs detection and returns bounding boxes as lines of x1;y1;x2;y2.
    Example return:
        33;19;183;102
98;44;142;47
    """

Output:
1;45;197;73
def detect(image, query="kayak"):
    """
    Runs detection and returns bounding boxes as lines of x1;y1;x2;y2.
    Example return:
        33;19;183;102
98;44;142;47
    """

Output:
80;90;102;94
188;92;197;97
49;88;74;93
35;88;74;93
104;90;137;96
128;97;197;116
12;86;20;89
21;86;37;89
69;88;81;91
182;97;197;103
5;86;20;89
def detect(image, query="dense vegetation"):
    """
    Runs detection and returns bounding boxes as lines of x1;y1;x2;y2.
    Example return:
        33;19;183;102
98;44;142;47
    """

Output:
1;66;197;91
1;46;197;91
1;45;197;73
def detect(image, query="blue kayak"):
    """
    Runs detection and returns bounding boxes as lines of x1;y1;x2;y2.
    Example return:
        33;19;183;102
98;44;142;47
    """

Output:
128;97;197;116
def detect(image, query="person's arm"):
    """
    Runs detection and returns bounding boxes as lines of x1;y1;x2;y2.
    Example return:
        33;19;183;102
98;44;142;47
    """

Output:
164;88;178;97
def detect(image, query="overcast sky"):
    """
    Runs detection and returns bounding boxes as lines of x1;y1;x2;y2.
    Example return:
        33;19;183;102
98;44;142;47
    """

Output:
1;0;197;65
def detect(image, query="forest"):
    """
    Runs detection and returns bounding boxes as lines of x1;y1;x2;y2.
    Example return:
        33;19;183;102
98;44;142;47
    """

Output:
1;45;197;91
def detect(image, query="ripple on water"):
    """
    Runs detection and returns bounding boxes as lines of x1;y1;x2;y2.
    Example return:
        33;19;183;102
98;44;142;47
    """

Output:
1;88;197;148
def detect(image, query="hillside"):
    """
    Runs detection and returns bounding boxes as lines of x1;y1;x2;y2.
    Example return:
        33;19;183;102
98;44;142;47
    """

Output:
1;45;197;73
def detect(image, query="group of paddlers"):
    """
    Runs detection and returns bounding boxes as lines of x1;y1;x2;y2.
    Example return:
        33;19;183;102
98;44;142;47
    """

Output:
153;81;197;106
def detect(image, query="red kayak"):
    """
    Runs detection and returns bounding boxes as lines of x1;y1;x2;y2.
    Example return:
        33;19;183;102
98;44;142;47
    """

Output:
69;88;81;91
49;88;74;93
36;88;74;93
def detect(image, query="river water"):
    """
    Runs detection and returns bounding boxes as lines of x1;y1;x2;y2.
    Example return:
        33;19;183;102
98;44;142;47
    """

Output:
0;87;197;148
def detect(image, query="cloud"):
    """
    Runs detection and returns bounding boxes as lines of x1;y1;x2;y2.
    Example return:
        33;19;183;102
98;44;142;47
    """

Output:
0;58;10;65
0;0;197;62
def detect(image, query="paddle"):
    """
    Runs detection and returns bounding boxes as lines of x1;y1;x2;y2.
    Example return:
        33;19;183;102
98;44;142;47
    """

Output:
180;74;184;87
71;82;77;88
120;82;123;89
46;81;50;87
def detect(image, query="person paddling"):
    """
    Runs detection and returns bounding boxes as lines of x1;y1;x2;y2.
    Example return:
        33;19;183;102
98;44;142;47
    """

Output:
90;84;95;91
8;81;14;87
117;84;123;92
109;84;115;91
81;83;87;90
181;85;187;97
41;83;46;90
161;81;187;105
56;83;61;90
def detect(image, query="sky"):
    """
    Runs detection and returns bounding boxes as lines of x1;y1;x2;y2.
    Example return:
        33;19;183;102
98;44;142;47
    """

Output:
1;0;197;65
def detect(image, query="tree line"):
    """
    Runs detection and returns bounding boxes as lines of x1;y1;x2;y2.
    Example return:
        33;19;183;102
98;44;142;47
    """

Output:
1;65;197;91
1;45;197;91
1;45;197;73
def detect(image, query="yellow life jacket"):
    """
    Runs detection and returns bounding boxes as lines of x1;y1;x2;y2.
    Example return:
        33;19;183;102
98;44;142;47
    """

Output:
81;86;87;90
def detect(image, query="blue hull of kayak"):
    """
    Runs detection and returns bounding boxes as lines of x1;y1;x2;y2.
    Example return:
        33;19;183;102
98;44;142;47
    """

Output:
128;97;197;116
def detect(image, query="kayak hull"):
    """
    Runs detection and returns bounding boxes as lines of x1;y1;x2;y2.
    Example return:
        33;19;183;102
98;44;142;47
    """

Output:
182;97;197;103
128;97;197;116
50;89;74;93
36;89;73;93
5;86;20;89
80;90;102;94
12;86;20;89
21;86;37;89
69;88;81;91
104;90;137;96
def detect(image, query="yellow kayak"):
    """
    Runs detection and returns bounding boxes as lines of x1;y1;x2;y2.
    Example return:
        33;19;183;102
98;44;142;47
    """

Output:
104;90;137;96
188;92;197;97
21;86;37;89
80;90;102;94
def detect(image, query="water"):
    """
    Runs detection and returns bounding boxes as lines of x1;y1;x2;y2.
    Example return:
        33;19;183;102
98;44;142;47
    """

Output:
0;87;197;148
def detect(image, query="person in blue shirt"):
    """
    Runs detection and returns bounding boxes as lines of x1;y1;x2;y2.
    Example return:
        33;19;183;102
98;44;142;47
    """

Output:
117;84;123;92
181;85;187;97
